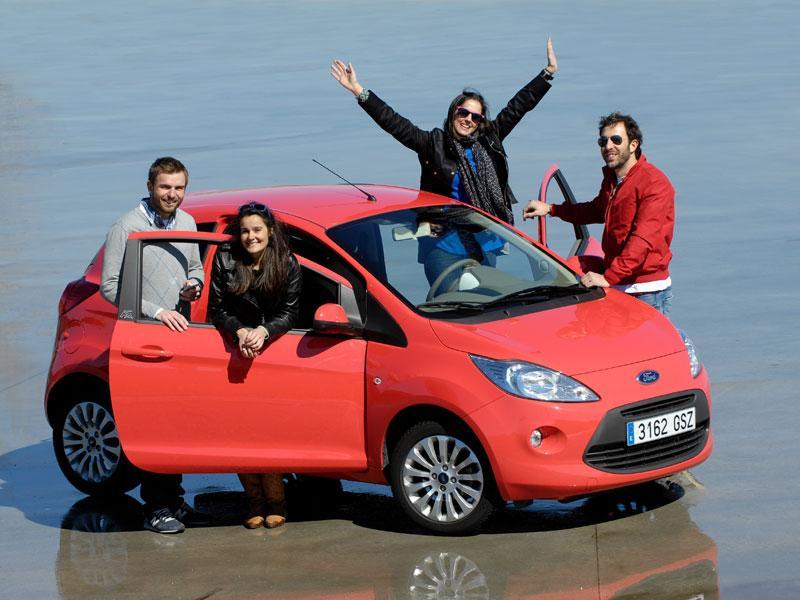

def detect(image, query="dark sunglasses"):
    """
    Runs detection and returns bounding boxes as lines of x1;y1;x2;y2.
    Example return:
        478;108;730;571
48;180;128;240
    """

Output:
238;202;272;218
454;107;485;123
597;135;624;147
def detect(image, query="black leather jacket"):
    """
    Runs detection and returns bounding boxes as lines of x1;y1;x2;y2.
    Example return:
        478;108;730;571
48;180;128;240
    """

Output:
358;73;551;221
208;247;302;340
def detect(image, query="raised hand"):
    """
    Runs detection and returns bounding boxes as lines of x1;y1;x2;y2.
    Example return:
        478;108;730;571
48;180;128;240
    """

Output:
330;59;364;97
545;37;557;75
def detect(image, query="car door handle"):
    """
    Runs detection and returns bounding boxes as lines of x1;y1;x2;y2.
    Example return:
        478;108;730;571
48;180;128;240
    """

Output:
120;345;174;361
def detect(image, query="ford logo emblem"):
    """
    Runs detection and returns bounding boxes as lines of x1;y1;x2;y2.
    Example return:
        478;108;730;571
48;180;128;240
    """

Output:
637;370;660;384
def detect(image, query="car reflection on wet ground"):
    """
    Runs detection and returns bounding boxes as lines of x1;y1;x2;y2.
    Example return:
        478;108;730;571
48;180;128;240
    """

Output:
0;437;718;598
54;478;716;599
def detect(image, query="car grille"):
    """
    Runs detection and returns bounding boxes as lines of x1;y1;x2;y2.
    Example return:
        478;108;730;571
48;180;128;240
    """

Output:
584;390;710;473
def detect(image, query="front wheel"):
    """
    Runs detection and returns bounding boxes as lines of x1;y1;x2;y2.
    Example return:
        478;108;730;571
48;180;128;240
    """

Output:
53;397;140;496
389;421;494;534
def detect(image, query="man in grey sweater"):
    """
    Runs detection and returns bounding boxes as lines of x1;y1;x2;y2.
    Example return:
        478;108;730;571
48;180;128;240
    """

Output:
101;157;204;330
101;156;208;533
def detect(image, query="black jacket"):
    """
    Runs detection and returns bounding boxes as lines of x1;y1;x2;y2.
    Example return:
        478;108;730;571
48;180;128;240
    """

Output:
359;73;552;221
208;247;302;341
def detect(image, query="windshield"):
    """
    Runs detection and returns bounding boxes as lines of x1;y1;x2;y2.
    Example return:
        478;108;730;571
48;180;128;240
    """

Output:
328;206;581;313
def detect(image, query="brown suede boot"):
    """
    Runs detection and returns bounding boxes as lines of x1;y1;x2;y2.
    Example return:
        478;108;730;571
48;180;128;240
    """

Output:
238;473;267;529
261;473;286;528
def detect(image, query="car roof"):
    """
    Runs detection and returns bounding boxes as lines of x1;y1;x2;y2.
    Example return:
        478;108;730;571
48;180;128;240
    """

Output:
183;184;456;228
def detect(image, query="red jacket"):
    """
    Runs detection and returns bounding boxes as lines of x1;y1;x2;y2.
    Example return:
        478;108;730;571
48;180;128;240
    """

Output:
551;154;674;286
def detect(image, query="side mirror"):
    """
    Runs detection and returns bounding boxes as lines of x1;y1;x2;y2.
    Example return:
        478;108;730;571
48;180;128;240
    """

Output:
313;303;359;337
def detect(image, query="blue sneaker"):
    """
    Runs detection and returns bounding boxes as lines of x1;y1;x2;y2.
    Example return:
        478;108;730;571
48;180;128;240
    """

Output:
144;508;185;534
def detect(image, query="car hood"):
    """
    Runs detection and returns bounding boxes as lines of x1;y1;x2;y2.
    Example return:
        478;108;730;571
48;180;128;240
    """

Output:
428;290;684;376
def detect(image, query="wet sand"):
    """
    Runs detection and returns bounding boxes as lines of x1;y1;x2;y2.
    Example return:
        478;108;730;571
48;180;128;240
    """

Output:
1;0;799;596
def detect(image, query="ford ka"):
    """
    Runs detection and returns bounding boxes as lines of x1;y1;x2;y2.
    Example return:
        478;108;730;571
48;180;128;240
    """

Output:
46;167;712;534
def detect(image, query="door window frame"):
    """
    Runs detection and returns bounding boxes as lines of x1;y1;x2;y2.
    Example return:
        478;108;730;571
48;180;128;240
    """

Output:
536;164;590;258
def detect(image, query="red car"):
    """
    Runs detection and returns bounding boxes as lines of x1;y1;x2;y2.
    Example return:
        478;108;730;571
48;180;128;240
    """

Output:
46;167;712;534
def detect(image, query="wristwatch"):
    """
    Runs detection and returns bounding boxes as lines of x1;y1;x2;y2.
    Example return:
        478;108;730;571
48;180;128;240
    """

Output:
540;68;555;82
357;89;370;103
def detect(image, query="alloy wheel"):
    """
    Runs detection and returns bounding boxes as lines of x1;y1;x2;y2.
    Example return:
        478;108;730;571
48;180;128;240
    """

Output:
401;434;484;524
61;401;122;484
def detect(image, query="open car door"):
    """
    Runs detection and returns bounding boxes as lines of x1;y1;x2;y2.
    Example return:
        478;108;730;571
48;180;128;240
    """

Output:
108;230;367;474
533;164;604;273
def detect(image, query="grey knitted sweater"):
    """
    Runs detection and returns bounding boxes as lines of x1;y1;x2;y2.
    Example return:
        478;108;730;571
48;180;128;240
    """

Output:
100;204;204;318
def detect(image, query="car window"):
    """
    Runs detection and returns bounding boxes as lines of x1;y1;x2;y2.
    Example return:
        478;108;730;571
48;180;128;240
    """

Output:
285;225;367;316
329;207;579;314
294;266;340;329
136;239;206;323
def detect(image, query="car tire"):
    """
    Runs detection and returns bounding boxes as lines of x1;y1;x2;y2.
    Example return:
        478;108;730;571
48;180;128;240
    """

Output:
53;395;140;496
389;421;494;534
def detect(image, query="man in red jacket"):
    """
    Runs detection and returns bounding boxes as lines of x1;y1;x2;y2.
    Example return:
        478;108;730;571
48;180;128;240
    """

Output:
523;112;675;315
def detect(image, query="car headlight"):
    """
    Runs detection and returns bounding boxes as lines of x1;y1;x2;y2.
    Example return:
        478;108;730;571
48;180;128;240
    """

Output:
678;329;702;378
470;355;599;402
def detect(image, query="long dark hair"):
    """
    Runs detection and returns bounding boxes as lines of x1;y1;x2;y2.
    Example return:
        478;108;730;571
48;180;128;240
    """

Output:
228;202;292;297
443;88;493;138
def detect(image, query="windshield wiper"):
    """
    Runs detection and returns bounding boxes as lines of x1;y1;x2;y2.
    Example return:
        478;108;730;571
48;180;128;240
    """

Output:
417;284;593;312
416;300;488;312
484;283;592;307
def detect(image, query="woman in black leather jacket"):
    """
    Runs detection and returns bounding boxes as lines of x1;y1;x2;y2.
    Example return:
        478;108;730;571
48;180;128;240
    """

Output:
209;203;301;356
208;201;302;529
330;38;558;225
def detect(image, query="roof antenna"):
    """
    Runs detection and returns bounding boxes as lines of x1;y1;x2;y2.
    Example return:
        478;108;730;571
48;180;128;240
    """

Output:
313;159;376;202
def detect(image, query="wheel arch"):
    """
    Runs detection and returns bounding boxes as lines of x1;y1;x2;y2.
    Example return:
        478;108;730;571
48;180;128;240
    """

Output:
381;404;501;501
46;372;110;428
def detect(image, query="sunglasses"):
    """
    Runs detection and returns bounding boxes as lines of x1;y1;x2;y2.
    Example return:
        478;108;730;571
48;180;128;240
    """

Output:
454;107;485;123
238;202;271;217
597;135;624;147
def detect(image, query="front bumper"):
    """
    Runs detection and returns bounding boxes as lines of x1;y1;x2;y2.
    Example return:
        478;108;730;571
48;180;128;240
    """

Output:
467;353;713;501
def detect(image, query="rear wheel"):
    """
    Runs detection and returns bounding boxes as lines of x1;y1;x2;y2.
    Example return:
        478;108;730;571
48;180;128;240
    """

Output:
53;396;139;496
389;421;494;534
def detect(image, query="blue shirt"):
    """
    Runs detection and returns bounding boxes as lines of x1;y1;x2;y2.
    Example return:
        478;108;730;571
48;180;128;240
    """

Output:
438;147;503;256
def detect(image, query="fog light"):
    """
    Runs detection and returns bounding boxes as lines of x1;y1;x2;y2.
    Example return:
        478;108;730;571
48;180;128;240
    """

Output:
530;429;543;448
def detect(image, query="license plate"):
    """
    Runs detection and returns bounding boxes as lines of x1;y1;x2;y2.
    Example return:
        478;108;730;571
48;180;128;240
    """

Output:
626;407;695;446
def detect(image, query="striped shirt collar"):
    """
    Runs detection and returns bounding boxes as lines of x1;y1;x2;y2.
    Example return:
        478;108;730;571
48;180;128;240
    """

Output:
139;197;177;230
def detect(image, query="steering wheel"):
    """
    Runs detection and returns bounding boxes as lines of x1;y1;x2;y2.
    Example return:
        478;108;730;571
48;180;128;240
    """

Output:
426;258;481;301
